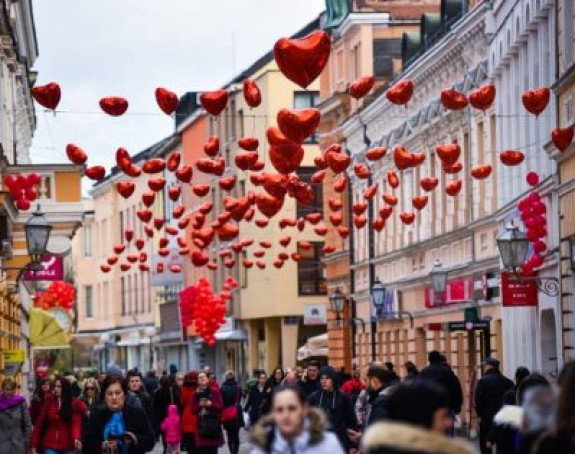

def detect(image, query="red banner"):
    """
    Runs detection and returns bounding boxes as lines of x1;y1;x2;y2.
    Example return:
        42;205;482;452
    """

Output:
425;278;474;308
501;272;538;307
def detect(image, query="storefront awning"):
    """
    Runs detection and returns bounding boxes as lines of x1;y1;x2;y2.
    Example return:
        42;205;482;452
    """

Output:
215;329;247;341
297;333;328;361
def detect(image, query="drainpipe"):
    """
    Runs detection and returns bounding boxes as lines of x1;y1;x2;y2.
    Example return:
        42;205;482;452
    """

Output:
346;142;357;367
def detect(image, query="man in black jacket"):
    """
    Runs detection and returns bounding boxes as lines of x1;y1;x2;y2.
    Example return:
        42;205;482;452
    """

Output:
299;360;321;397
475;357;514;454
308;365;358;451
419;350;463;434
126;369;154;423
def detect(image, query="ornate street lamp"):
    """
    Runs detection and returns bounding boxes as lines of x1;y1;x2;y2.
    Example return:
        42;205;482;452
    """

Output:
144;326;157;371
25;206;52;272
370;279;386;317
329;288;346;318
496;221;559;296
430;259;448;293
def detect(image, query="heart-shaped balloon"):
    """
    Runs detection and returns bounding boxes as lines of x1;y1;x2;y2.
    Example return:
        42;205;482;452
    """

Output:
167;152;181;172
382;193;398;206
314;155;328;170
330;213;343;226
329;197;343;211
420;177;439;191
108;256;119;266
551;127;574;152
354;164;371;179
352;201;367;215
117;181;135;199
148;178;166;192
243;79;261;108
380;206;393;220
349;75;375;99
445;180;462;196
142;158;166;174
333;176;347;193
155;87;178;115
387;171;400;188
85;166;105;181
354;215;367;229
191;251;210;267
256;193;284;218
366;147;387;161
32;82;61;110
386;79;414;105
314;225;328;236
200;90;229;116
269;145;304;174
436;144;461;167
499;150;525;166
277;108;321;143
440;88;468;110
326;152;351;174
305;213;322;224
238;137;259;151
66;144;88;165
113;244;126;254
443;162;463;174
193;184;210;197
470;164;492;180
251;160;265;171
469;84;496;111
393;146;416;170
372;218;385;232
337;226;350;239
100;96;129;116
273;30;331;89
412;195;429;210
235;151;259;171
142;192;155;207
115;147;132;170
204;137;220;157
219;176;236;191
100;264;111;273
217;223;240;241
168;184;181;201
175;165;193;183
311;170;325;184
522;87;550;116
400;212;415;225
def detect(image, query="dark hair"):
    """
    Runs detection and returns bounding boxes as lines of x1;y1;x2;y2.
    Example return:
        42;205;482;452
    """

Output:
184;371;198;387
384;362;395;372
307;360;320;369
126;369;143;380
367;366;395;384
55;377;74;423
428;350;442;364
556;362;575;440
385;381;449;429
102;375;128;396
159;376;170;389
272;384;307;408
517;373;549;405
515;366;530;385
35;378;51;400
404;361;418;375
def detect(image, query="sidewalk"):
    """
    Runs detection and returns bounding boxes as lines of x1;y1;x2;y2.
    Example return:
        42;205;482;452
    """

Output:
151;429;252;453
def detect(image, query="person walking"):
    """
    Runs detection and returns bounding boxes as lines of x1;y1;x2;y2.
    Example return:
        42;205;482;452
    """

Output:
308;366;358;451
79;377;100;419
220;370;243;454
361;381;475;454
341;369;365;406
154;375;181;453
260;367;285;416
29;377;52;425
144;370;159;396
403;361;419;382
299;361;320;397
502;366;530;405
419;350;463;431
161;404;183;454
180;371;198;453
30;376;86;454
127;369;154;423
191;371;224;454
0;378;32;454
244;371;267;427
474;357;514;454
82;375;155;453
250;384;344;454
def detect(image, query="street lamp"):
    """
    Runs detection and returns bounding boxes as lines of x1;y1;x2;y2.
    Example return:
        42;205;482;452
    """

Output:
329;288;346;317
430;259;448;293
25;206;52;271
497;223;529;271
370;279;386;317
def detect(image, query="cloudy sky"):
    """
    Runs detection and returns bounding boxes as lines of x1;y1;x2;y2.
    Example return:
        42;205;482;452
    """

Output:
30;0;325;180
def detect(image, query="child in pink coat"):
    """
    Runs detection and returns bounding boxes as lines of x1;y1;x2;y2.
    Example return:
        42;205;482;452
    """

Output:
161;404;183;454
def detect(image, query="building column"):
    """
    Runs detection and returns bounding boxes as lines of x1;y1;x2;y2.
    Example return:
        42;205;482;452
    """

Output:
281;320;299;369
264;318;281;372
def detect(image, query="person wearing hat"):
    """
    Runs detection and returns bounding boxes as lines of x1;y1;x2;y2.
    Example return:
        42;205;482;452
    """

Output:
308;366;358;451
474;356;514;454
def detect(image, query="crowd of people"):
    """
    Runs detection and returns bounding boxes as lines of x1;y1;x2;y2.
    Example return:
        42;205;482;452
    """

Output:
0;355;573;453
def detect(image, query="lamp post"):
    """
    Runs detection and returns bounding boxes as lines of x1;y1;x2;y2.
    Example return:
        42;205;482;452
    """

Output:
144;326;156;371
496;222;559;296
329;288;346;322
429;259;448;305
370;278;414;327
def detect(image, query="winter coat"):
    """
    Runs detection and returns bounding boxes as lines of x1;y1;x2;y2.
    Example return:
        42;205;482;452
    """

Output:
250;407;345;454
532;430;575;454
132;389;154;423
341;377;365;405
362;421;476;454
299;378;320;397
30;395;86;451
152;384;181;433
29;391;52;425
82;403;156;454
244;384;266;426
308;388;358;450
487;405;522;454
367;385;397;427
180;384;197;434
419;363;463;413
475;369;514;425
0;397;32;453
191;385;224;448
220;378;242;429
161;405;182;445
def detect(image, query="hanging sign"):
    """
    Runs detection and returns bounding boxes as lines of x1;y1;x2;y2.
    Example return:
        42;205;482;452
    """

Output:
501;272;538;307
23;255;64;281
2;349;25;376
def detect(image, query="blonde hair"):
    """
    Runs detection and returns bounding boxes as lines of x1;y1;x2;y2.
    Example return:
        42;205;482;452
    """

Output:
82;377;100;397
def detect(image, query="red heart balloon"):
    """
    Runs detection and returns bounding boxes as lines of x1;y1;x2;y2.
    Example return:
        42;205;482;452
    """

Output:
446;180;462;196
386;80;414;105
314;225;328;236
393;146;417;170
155;87;178;115
380;206;393;220
499;150;525;166
192;184;210;197
470;164;492;180
66;144;88;165
412;195;429;210
440;89;468;110
115;147;132;170
382;193;398;206
329;213;343;226
238;137;259;151
269;145;304;174
173;205;185;219
372;218;385;232
142;158;166;174
175;165;193;183
522;87;550;116
256;193;284;218
116;181;135;199
191;251;210;267
142;192;155;207
204;137;220;157
366;147;387;161
354;164;371;179
329;198;343;211
85;166;105;181
349;75;375;99
235;151;259;171
243;79;261;108
108;256;119;266
217;223;240;241
200;90;229;116
354;215;367;229
337;226;350;239
436;144;461;167
219;176;237;191
400;212;415;225
333;176;347;193
137;209;152;223
251;160;265;171
100;96;129;116
32;82;61;110
100;264;111;273
420;177;438;191
387;171;400;188
469;84;496;111
352;202;367;215
167;152;181;172
326;152;350;174
273;30;331;89
311;170;325;184
148;178;166;192
443;162;463;174
168;185;181;202
277;108;321;143
551;127;574;152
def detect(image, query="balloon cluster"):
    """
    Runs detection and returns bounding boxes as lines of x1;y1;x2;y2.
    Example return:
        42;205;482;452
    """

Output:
517;172;547;276
34;281;76;311
179;277;237;346
3;173;41;210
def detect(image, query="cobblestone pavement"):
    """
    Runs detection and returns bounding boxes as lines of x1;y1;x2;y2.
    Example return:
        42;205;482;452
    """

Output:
150;429;251;453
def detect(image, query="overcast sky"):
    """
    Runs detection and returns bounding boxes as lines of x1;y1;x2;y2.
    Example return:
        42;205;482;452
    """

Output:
30;0;325;181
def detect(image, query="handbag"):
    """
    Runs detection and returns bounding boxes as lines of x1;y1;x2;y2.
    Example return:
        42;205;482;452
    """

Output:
199;412;222;439
221;386;240;423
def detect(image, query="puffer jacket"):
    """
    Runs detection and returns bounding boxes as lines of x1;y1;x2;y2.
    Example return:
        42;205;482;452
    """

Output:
0;400;32;453
362;421;476;454
250;407;345;454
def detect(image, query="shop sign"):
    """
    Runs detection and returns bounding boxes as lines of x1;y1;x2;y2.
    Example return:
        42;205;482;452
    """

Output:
448;321;490;331
473;271;500;301
303;304;327;325
23;255;63;281
425;278;473;308
501;272;538;307
2;349;25;376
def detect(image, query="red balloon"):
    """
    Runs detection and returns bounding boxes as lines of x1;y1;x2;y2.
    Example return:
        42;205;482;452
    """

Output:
445;180;462;196
349;75;375;99
31;82;61;110
326;152;351;174
238;137;259;151
175;165;193;183
386;80;414;105
469;84;496;111
399;212;415;225
142;158;166;174
500;150;525;166
155;87;178;115
366;147;387;161
243;79;261;108
66;144;88;165
522;87;550;116
440;88;468;110
99;96;129;116
551;127;574;152
277;108;321;144
116;181;135;199
167;152;181;172
25;187;38;201
470;164;492;180
526;171;539;187
148;178;166;192
273;30;331;89
200;90;229;116
436;144;461;167
16;198;30;210
85;166;106;181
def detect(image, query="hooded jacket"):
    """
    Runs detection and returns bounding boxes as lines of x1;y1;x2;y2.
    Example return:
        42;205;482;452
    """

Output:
362;422;476;454
161;404;182;444
307;366;358;450
250;407;345;454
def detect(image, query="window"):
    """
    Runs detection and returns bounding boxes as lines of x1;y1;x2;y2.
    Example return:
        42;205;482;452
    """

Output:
294;91;320;143
84;225;92;257
565;95;573;125
134;274;138;314
297;242;326;295
296;167;324;218
85;286;93;318
121;277;126;316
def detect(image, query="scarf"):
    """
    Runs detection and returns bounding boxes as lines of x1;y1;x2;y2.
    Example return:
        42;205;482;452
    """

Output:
103;411;128;454
0;393;25;412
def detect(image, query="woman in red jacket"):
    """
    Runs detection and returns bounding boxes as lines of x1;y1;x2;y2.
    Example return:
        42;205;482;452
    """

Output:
191;371;223;454
30;376;86;454
29;378;52;425
180;371;198;453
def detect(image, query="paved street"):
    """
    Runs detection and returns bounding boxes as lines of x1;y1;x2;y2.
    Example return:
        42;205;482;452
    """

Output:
150;430;251;453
